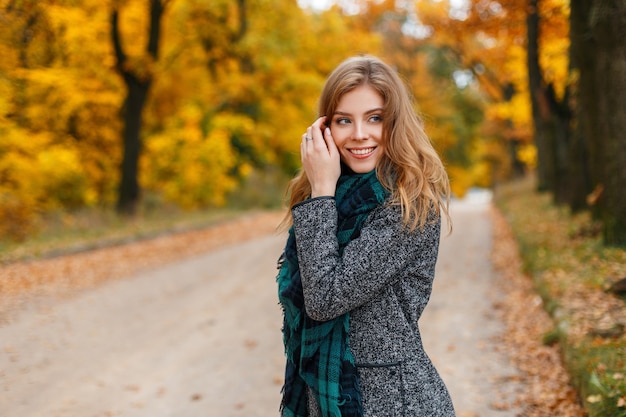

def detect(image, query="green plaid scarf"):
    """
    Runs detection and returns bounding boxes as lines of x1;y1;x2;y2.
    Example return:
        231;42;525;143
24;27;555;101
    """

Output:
277;169;389;417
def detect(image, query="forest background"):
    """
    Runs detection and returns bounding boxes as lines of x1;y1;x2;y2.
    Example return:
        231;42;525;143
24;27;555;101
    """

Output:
0;0;624;246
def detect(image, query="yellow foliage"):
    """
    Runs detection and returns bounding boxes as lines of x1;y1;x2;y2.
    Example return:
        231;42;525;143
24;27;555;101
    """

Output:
447;165;475;198
517;143;537;170
141;107;239;209
539;37;570;100
0;128;88;207
447;158;493;198
0;78;12;121
112;0;150;58
36;145;90;209
0;124;92;240
487;92;532;137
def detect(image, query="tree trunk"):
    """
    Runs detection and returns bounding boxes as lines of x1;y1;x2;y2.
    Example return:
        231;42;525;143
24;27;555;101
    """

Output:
526;0;572;204
570;0;626;244
117;80;149;216
527;0;552;192
502;83;527;179
547;84;572;206
591;0;626;244
568;0;595;212
111;0;165;216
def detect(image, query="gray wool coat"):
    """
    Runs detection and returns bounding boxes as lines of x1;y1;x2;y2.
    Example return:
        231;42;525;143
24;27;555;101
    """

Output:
291;196;456;417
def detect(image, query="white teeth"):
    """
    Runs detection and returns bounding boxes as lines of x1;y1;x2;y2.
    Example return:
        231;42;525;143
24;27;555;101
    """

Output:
350;148;374;155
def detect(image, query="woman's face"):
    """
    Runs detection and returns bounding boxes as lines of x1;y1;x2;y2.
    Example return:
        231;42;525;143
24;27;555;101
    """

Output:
329;84;384;174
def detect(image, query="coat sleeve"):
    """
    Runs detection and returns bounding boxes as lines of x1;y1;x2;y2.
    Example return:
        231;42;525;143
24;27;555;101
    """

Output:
292;196;441;322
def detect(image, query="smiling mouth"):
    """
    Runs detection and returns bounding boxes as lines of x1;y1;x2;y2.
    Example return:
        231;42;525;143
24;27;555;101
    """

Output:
348;147;376;156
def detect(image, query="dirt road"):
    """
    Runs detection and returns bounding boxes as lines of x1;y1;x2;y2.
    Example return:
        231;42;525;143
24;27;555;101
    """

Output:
422;194;522;417
0;196;521;417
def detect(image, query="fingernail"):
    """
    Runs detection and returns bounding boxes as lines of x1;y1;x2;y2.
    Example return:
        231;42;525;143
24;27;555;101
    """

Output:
325;127;331;135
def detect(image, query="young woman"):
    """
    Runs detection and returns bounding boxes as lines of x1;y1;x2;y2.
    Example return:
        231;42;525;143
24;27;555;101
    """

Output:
276;55;455;417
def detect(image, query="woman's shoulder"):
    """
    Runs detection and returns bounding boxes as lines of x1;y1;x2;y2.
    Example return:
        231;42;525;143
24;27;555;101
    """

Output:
369;201;441;233
361;202;441;263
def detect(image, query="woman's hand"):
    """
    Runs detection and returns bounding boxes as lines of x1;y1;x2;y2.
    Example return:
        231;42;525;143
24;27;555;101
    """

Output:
301;116;340;197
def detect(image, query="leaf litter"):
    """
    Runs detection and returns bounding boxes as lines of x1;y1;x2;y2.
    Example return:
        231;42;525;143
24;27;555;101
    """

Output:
491;207;586;416
0;211;285;321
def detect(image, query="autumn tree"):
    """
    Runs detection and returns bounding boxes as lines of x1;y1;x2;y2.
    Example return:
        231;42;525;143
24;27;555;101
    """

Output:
527;0;626;244
1;0;119;238
415;0;535;190
112;0;170;215
526;0;573;206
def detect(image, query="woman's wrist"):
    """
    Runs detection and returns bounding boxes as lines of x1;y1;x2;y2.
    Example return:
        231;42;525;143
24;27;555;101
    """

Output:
310;185;336;198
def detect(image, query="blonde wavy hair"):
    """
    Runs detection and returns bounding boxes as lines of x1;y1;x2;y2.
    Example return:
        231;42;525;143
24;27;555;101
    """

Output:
284;55;451;232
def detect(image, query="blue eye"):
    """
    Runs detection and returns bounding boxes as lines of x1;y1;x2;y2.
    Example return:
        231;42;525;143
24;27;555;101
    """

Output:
335;118;351;125
369;115;383;123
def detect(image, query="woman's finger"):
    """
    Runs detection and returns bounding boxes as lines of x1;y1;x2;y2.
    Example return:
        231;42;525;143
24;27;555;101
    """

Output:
323;127;338;155
311;117;327;141
302;131;313;144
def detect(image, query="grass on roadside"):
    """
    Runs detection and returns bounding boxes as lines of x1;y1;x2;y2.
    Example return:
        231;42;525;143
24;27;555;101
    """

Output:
0;204;254;265
495;177;626;417
0;168;290;265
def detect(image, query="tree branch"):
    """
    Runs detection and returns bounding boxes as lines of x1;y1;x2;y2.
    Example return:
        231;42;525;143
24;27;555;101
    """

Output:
111;8;126;74
147;0;164;59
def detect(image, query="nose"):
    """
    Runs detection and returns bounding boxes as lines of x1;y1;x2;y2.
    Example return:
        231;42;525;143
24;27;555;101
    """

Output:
352;122;367;140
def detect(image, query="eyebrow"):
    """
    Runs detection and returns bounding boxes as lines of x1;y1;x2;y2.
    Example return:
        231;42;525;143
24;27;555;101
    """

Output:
333;107;384;116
